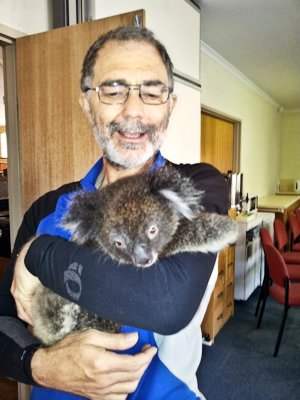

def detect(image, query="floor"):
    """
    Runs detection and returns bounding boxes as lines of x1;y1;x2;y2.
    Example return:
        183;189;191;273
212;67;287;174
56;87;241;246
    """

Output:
0;378;18;400
198;288;300;400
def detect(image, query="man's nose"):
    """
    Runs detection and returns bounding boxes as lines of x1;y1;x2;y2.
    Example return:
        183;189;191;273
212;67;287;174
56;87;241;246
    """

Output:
121;88;145;119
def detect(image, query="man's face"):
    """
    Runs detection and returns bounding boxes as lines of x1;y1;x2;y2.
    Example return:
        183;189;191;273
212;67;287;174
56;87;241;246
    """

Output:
81;40;176;169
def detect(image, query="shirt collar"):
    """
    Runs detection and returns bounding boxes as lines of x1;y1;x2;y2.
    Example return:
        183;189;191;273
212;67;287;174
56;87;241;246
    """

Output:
80;152;166;191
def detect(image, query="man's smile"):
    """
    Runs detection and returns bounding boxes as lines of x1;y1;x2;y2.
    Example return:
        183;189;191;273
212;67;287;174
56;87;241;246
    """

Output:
116;130;148;140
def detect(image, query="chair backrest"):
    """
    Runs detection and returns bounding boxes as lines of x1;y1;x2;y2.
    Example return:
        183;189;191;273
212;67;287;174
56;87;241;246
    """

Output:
289;213;300;241
296;208;300;223
274;219;288;252
260;227;273;249
264;244;289;287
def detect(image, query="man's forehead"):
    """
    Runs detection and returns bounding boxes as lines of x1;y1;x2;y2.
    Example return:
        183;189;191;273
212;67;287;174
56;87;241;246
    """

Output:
92;40;168;84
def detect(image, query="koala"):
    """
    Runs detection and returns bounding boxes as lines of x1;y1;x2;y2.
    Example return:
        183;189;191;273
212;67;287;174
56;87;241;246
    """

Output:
32;165;238;345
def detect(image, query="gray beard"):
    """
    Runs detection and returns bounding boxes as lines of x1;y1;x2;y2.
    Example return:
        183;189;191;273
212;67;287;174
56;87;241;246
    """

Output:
93;115;170;169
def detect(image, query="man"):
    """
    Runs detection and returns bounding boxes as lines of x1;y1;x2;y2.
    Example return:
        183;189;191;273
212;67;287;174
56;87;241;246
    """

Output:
1;27;228;399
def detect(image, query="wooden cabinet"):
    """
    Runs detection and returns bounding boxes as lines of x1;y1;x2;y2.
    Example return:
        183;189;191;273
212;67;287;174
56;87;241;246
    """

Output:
201;245;235;342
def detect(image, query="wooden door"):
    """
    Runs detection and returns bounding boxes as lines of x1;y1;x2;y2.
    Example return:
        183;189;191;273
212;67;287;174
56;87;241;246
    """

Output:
15;10;144;212
201;112;234;173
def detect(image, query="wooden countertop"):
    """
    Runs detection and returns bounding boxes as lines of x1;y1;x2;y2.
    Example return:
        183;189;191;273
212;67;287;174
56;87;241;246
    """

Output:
258;195;300;211
276;192;300;195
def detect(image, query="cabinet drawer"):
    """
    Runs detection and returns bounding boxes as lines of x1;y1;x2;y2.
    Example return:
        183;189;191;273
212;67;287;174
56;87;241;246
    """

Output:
215;271;225;296
212;280;225;308
214;289;225;313
224;299;234;321
227;245;235;264
213;310;226;336
218;249;227;273
225;262;234;284
226;282;234;306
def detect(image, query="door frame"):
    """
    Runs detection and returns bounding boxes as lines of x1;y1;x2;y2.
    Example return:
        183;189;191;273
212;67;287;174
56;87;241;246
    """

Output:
1;27;24;247
1;25;28;400
201;105;241;172
3;42;23;247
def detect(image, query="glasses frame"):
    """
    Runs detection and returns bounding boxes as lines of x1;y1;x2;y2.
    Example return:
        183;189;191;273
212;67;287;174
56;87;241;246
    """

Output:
86;82;173;106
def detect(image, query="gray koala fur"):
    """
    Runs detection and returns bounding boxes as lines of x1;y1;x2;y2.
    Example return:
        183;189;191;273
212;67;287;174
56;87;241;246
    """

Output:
32;165;238;345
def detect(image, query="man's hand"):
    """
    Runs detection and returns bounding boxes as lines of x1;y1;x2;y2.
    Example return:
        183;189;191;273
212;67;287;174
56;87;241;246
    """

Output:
11;238;40;325
31;330;157;400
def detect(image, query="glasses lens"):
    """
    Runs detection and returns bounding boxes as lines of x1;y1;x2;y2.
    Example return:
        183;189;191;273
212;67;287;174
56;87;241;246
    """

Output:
141;85;169;104
99;85;128;104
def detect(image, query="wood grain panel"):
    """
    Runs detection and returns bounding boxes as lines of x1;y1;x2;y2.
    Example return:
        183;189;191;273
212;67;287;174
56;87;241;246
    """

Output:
201;246;235;341
16;10;144;211
201;113;234;174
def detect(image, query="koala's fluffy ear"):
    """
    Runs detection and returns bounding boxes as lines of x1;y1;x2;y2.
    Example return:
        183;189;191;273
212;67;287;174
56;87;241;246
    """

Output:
150;166;204;220
61;191;103;245
159;189;197;220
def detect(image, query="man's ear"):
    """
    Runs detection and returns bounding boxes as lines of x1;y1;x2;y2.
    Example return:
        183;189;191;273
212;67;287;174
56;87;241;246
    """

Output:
169;93;177;115
79;92;95;126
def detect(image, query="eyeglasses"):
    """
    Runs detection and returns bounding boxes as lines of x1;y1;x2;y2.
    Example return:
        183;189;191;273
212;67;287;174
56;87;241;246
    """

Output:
85;82;172;105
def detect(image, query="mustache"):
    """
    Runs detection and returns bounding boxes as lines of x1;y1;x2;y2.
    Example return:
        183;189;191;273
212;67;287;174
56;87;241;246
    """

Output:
108;120;156;136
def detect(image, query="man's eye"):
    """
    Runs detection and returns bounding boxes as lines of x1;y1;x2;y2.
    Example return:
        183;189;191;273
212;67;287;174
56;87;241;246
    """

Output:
144;92;160;99
102;86;125;97
142;88;161;97
106;91;119;97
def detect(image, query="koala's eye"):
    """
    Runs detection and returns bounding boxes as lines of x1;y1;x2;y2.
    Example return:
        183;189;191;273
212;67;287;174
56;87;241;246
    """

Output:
147;225;159;239
114;239;125;248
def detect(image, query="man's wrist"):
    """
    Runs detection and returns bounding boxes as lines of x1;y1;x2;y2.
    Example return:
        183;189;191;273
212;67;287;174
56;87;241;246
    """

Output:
22;343;41;385
30;346;48;386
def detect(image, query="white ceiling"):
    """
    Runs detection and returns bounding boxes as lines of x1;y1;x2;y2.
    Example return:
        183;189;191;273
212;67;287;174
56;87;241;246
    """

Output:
200;0;300;110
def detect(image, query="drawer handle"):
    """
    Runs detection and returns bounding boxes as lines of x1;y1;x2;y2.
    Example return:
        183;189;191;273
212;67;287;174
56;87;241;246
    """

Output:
217;313;223;321
217;291;224;299
227;302;233;308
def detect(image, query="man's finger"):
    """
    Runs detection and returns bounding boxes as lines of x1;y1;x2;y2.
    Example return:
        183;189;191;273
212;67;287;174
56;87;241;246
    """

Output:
99;346;157;373
84;330;139;351
15;300;32;325
92;360;151;390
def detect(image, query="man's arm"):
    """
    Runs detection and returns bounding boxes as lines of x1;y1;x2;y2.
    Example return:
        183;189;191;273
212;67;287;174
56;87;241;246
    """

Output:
16;163;226;334
0;184;156;397
24;235;216;334
5;163;227;392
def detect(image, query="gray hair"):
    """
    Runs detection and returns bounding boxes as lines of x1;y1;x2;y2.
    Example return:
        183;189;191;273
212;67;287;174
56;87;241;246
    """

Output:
80;26;174;92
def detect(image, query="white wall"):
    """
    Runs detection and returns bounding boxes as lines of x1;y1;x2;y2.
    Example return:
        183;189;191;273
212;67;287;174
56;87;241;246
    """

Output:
94;0;201;163
94;0;200;80
0;0;50;35
200;43;281;197
280;111;300;180
162;81;200;163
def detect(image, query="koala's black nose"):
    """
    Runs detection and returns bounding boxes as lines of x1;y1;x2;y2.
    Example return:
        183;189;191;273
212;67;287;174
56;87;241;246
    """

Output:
133;253;154;267
133;244;156;268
